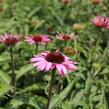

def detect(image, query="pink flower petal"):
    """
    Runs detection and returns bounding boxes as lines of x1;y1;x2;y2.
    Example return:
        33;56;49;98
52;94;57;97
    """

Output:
45;62;52;70
37;62;47;70
56;64;68;75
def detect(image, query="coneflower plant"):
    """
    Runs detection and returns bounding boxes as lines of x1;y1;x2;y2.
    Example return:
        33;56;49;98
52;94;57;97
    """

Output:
30;50;79;109
25;34;52;54
0;33;23;95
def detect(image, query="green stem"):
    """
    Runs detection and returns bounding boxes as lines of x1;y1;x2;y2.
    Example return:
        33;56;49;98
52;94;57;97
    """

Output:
10;46;16;95
46;69;56;109
64;40;67;47
36;43;39;54
45;43;48;50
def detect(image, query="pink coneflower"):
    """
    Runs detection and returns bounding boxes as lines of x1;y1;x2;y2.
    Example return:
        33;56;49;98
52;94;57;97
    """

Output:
0;33;23;95
92;16;109;28
0;8;3;11
0;0;3;3
90;0;102;4
30;50;79;75
25;34;52;44
61;0;71;4
0;33;23;45
56;32;79;41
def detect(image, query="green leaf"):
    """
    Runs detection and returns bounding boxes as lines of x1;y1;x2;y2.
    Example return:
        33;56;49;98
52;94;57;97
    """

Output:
34;20;45;30
49;78;76;109
27;7;41;18
17;83;46;94
0;54;10;62
0;70;11;84
5;98;23;109
29;96;47;109
0;82;13;97
61;101;73;109
16;64;33;80
5;95;47;109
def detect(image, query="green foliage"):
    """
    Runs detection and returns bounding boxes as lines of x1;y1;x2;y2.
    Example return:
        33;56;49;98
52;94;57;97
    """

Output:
0;0;109;109
0;82;12;97
49;77;76;109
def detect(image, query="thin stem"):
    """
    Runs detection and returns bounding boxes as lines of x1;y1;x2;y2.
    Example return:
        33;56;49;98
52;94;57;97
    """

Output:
64;40;67;47
45;43;48;50
36;43;39;54
46;69;56;109
10;46;16;95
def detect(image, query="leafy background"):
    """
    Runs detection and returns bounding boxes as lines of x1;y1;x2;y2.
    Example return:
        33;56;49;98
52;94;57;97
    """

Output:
0;0;109;109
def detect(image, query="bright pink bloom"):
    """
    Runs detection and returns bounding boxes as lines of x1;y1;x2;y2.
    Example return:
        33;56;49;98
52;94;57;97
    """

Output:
92;16;109;28
0;33;23;45
25;34;52;44
56;32;79;41
30;50;79;75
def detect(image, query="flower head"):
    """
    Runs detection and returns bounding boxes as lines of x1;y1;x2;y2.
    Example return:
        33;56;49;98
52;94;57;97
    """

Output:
90;0;102;4
30;50;79;75
61;0;71;4
73;23;85;30
0;33;23;45
31;19;40;24
92;16;109;28
56;32;79;41
25;34;52;44
64;47;76;55
0;0;3;3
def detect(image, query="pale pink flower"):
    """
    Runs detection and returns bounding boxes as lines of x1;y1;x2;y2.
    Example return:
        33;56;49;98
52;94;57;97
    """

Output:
30;50;79;75
92;16;109;28
25;34;52;44
56;32;79;41
0;33;23;45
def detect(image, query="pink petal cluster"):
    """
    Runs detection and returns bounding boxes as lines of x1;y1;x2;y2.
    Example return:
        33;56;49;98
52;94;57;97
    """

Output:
0;33;23;45
30;50;79;75
92;16;109;28
25;34;52;44
56;32;79;41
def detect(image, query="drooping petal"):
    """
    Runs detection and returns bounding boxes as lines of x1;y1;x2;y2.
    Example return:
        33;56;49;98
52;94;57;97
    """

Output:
30;58;38;62
37;62;47;70
56;64;68;75
33;61;47;67
60;64;68;75
63;63;77;70
45;62;53;70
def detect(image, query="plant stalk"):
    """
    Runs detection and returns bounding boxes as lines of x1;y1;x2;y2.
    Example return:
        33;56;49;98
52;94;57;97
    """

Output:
64;40;67;47
36;43;39;54
10;46;16;95
45;43;48;50
46;69;56;109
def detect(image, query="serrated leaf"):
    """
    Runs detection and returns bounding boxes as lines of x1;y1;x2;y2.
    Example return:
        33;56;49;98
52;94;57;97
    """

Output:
17;83;46;94
5;99;23;109
0;70;11;84
27;7;41;18
61;101;73;109
29;96;47;109
49;78;76;109
16;64;33;80
0;54;10;62
0;82;13;97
